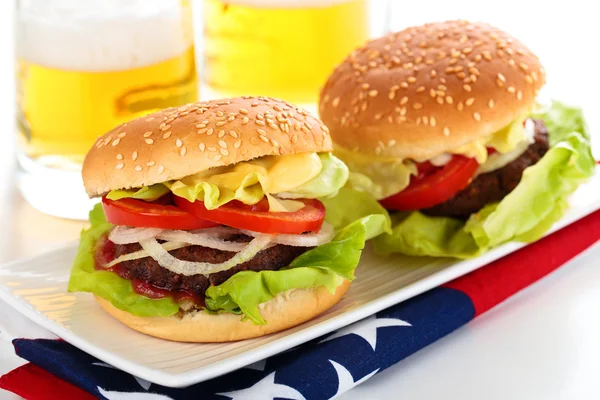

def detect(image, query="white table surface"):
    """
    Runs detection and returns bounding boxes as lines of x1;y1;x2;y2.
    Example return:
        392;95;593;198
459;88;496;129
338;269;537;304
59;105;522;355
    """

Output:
2;1;600;399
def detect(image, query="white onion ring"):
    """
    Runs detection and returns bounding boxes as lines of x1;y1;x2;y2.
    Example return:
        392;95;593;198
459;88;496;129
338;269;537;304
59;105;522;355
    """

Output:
102;241;188;268
157;230;246;252
108;226;163;244
139;235;273;277
241;222;335;247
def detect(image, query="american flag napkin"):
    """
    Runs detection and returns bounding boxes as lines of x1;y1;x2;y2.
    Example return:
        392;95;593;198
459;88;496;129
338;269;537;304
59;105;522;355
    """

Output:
2;209;600;400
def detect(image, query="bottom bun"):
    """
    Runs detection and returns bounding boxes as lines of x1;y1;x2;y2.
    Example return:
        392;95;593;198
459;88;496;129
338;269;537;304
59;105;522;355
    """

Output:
95;280;350;343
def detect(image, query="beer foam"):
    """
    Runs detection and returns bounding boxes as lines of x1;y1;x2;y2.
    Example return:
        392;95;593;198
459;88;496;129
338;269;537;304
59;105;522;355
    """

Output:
209;0;358;8
16;0;193;71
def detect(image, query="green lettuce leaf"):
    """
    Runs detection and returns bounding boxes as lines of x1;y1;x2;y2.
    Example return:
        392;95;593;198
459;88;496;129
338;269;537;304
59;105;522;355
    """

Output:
106;184;170;201
68;204;180;316
373;100;595;258
68;188;389;323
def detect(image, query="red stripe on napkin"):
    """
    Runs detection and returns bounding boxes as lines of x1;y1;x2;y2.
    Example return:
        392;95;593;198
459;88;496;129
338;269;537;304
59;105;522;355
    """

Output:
445;209;600;316
0;363;95;400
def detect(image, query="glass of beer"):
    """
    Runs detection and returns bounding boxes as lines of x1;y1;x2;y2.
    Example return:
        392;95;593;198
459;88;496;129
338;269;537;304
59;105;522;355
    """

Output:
14;0;198;220
202;0;372;109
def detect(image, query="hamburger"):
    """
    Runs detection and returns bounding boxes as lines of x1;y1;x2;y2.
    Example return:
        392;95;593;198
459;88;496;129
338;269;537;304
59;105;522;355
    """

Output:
319;20;594;258
68;96;388;342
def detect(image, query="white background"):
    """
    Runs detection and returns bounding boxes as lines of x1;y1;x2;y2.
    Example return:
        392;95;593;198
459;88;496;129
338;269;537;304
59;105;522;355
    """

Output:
1;1;600;399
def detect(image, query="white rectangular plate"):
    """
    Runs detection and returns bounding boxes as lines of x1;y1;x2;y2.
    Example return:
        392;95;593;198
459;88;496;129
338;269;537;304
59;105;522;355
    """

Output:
1;173;599;388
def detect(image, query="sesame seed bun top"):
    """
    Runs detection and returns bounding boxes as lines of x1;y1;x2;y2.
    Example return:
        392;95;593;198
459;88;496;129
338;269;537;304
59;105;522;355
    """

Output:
82;96;332;197
319;20;546;161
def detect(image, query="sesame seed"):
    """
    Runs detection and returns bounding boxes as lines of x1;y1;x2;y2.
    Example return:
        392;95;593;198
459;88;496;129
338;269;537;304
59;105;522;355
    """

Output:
195;124;206;129
466;98;475;106
496;79;504;88
457;102;464;111
443;127;451;136
368;90;378;97
146;117;154;122
115;163;124;170
216;111;224;117
220;148;229;156
270;139;279;147
332;97;340;107
162;131;171;139
176;139;183;147
257;128;267;136
400;96;409;105
268;123;279;130
199;143;205;152
416;86;426;93
413;103;423;110
213;155;222;162
489;99;495;108
180;147;187;156
116;153;123;160
145;138;154;144
407;76;417;83
423;116;429;125
507;86;516;93
399;107;407;116
291;134;298;144
234;140;242;149
118;132;127;138
445;96;454;104
525;75;534;84
473;112;481;121
218;140;227;149
301;126;311;135
517;90;523;100
497;73;506;82
531;71;538;81
228;116;235;122
483;52;492;61
463;84;472;92
159;122;166;129
430;70;437;78
215;121;226;127
259;135;269;143
111;138;120;146
239;108;249;115
228;130;237;138
389;91;396;100
430;117;436;126
208;146;217;152
132;151;138;161
242;117;250;125
134;165;142;171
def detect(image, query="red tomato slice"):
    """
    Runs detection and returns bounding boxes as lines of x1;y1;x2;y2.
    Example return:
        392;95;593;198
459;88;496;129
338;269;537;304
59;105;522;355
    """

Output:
102;197;218;230
174;196;326;234
380;155;479;211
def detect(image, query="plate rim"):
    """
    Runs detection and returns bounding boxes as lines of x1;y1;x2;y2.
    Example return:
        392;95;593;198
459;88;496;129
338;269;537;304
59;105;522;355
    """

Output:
1;180;599;388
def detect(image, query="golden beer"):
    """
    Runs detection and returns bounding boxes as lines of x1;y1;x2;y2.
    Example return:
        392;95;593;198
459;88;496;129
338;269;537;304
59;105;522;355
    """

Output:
203;0;369;105
16;0;197;167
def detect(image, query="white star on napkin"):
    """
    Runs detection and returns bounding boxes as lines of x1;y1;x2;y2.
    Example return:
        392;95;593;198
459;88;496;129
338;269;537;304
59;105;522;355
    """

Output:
217;371;305;400
320;315;412;351
329;360;379;399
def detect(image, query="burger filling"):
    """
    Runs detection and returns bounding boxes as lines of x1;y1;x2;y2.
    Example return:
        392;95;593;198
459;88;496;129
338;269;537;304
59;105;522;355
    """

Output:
423;120;549;219
91;152;349;309
338;116;548;219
